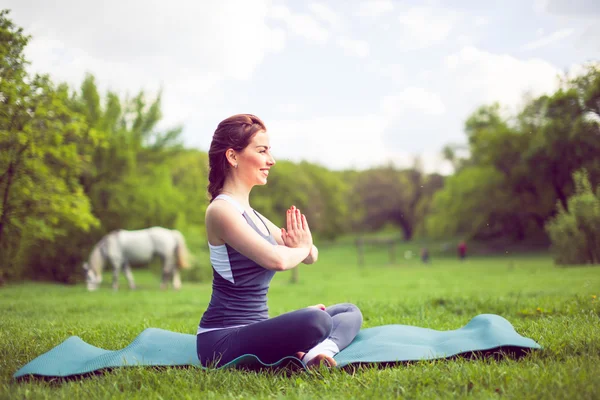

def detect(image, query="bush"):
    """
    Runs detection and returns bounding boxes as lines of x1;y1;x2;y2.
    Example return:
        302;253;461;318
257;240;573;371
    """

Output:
22;225;101;284
545;169;600;265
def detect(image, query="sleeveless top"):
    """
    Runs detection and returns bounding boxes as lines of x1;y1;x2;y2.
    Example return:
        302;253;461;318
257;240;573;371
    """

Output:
197;194;277;334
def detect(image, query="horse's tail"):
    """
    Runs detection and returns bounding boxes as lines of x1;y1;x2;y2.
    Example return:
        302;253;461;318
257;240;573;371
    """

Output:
173;230;191;269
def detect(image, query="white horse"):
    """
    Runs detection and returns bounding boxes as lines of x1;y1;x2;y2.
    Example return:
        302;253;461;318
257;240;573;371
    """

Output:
83;227;190;291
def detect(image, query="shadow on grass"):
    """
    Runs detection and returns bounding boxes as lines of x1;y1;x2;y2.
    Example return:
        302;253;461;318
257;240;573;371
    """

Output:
340;346;537;373
15;346;538;384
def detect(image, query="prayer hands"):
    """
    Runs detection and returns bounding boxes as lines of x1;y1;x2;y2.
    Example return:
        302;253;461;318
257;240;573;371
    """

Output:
281;205;313;249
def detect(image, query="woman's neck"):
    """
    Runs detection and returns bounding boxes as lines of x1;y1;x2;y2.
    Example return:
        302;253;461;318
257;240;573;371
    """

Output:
220;182;251;209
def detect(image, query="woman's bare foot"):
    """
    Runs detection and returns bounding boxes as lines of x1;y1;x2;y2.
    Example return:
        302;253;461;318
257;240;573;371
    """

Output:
306;354;337;368
294;352;337;368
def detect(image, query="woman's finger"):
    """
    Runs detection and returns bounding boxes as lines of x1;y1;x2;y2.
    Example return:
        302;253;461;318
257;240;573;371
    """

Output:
286;208;292;232
295;209;302;229
301;214;308;231
291;206;298;230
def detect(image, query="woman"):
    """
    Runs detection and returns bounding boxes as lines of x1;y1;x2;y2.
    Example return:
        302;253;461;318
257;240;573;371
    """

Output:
196;114;363;369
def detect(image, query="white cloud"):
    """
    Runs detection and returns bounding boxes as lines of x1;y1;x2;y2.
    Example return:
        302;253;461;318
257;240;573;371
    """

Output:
269;114;452;174
520;28;575;50
368;61;404;83
354;0;394;18
474;16;488;26
309;3;343;29
337;37;370;57
268;115;389;170
17;0;283;82
274;103;304;114
396;7;460;50
457;34;479;47
445;46;561;109
10;0;287;136
537;0;600;16
269;5;330;43
534;0;550;14
267;28;287;53
381;88;447;117
272;5;368;60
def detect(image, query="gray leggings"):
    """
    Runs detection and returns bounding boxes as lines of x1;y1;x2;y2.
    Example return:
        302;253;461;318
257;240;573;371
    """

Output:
196;303;363;367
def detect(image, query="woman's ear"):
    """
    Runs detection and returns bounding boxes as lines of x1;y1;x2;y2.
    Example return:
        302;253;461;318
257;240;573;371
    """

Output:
226;149;237;168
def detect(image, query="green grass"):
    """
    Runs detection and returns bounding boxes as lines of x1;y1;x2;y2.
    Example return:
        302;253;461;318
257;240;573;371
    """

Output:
1;244;599;399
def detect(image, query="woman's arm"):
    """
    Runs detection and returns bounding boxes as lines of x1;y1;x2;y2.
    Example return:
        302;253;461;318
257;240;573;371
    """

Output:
254;209;318;264
253;210;285;245
303;245;318;264
207;202;310;271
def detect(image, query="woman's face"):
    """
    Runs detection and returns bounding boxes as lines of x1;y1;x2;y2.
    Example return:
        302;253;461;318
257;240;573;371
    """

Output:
236;130;276;186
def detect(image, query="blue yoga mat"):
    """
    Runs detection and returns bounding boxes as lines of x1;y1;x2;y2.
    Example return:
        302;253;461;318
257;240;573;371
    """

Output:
13;314;541;378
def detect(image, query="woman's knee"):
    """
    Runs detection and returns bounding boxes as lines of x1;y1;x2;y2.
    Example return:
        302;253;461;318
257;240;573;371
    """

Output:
330;303;363;321
338;303;361;313
345;303;363;325
303;308;333;342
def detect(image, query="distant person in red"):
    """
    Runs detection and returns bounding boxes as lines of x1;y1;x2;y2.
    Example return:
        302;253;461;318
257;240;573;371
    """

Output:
458;241;467;260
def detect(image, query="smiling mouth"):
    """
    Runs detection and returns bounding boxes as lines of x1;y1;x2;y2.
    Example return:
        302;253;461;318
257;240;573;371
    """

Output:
261;169;269;176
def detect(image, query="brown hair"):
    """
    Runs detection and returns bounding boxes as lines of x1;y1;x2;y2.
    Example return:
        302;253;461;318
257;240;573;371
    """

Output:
208;114;267;201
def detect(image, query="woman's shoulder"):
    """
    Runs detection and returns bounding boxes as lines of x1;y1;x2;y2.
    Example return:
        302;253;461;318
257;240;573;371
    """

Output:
206;198;243;223
206;199;227;218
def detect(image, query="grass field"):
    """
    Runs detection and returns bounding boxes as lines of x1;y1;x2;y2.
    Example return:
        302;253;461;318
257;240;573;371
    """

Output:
1;242;599;399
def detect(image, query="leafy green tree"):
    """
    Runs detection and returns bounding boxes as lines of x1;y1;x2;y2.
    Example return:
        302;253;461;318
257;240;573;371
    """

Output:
0;10;98;282
425;166;507;239
429;64;600;242
545;169;600;265
352;165;408;238
349;159;444;241
70;74;185;233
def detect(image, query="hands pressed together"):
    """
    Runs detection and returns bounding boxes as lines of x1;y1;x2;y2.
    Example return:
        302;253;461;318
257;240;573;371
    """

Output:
281;205;313;250
281;206;325;310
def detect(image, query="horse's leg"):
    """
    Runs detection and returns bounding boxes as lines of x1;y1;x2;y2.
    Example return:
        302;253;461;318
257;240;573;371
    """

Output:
173;268;182;290
160;255;169;290
162;255;179;290
112;260;121;291
123;263;136;290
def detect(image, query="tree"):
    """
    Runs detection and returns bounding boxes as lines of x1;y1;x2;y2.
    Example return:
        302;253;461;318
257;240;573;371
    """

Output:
351;164;443;240
545;169;600;265
70;74;185;233
425;166;507;239
0;10;98;282
429;64;600;242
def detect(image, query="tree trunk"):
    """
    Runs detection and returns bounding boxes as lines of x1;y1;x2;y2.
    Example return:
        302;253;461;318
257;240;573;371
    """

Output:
554;182;568;211
552;165;569;211
398;218;413;241
290;267;299;283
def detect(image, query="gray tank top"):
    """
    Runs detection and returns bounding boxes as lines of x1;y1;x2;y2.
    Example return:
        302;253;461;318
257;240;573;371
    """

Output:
198;195;277;332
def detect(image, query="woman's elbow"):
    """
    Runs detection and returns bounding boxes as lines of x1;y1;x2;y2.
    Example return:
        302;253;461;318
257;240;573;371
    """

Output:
269;259;286;271
264;254;287;271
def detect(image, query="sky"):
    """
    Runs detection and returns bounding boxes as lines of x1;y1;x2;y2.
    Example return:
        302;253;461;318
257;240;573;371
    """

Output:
4;0;600;174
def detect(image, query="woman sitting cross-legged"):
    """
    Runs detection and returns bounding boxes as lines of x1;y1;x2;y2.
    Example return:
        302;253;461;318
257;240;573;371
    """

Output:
196;114;363;369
